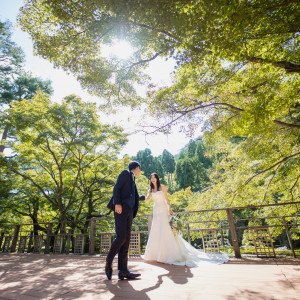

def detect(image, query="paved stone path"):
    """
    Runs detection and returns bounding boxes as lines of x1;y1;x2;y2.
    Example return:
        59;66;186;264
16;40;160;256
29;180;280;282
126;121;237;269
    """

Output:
0;253;299;299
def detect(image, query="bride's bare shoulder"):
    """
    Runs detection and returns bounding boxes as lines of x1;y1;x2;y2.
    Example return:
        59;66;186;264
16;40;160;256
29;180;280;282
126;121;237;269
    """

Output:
161;184;166;191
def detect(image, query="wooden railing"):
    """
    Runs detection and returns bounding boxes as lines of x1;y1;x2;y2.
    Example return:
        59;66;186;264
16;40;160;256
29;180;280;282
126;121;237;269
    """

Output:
1;201;299;258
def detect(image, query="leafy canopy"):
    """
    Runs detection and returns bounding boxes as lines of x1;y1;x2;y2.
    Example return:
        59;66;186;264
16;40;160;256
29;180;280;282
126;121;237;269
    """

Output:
0;92;127;224
18;0;299;102
17;1;300;209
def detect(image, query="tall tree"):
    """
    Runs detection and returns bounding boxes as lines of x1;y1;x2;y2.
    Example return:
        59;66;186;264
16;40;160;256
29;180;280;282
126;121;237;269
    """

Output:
187;140;197;158
133;148;165;180
0;73;53;153
0;71;53;105
0;21;24;78
175;156;209;191
0;70;53;153
0;20;26;153
175;139;211;191
195;139;212;169
0;92;127;228
175;157;197;190
161;149;175;188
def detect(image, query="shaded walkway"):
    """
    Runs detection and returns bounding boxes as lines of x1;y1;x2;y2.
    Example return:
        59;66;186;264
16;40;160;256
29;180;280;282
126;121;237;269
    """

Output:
0;253;299;299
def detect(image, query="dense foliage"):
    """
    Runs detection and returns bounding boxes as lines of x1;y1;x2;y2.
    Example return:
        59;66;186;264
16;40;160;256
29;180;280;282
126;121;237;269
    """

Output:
0;92;127;229
132;148;165;180
0;21;54;153
0;21;24;78
17;1;300;198
1;2;299;249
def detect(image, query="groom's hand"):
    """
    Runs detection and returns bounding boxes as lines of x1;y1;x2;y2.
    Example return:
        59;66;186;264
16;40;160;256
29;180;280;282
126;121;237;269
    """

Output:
115;204;122;214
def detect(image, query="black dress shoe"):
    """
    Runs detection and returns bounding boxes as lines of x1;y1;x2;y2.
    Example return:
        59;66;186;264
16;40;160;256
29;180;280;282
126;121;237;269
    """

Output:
105;262;113;280
118;270;141;280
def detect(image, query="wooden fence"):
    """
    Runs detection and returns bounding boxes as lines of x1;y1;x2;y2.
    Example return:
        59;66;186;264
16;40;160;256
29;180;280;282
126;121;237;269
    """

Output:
1;202;299;258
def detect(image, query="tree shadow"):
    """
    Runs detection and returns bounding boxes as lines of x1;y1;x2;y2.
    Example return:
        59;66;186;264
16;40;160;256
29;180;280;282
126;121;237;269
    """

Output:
226;289;293;300
0;254;194;299
0;253;109;299
2;253;298;299
226;257;300;265
226;279;299;300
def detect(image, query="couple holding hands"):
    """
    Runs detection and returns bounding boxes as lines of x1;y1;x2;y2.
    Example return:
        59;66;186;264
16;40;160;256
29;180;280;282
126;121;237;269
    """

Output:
105;161;228;281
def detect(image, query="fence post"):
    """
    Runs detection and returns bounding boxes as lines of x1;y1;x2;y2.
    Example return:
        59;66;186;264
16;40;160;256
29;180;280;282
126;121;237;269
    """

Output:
186;223;191;244
226;208;241;258
10;225;20;253
282;217;296;258
89;219;96;255
44;223;53;254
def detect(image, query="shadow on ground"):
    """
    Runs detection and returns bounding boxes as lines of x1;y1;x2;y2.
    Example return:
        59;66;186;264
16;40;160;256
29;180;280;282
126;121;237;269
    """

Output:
0;253;299;299
226;256;300;265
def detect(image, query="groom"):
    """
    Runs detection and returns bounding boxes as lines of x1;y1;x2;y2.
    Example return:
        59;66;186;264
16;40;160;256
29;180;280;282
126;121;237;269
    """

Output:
105;161;145;280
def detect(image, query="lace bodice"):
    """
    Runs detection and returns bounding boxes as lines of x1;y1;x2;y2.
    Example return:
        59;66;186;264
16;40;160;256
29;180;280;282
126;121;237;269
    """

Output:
152;190;166;203
152;190;168;212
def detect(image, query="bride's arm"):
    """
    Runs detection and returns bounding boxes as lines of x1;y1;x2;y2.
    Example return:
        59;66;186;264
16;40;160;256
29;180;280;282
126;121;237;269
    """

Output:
145;189;151;201
162;185;173;215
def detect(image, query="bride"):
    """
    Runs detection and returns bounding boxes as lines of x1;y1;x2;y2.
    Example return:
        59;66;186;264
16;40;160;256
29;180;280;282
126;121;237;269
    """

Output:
143;173;229;267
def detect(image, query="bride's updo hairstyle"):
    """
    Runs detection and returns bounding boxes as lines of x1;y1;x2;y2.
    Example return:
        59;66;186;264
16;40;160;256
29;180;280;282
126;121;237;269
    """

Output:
150;173;161;192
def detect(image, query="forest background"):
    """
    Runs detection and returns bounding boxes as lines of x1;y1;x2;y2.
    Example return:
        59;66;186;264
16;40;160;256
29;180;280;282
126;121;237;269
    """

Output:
0;0;299;250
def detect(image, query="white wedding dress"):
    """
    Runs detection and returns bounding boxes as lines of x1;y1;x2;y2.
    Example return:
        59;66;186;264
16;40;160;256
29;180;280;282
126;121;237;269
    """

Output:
143;191;229;267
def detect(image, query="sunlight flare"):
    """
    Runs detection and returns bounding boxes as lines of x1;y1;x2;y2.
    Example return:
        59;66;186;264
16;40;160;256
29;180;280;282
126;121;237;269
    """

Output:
102;40;134;60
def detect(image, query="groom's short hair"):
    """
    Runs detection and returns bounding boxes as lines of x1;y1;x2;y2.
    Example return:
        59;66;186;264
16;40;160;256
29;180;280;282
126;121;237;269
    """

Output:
128;161;141;171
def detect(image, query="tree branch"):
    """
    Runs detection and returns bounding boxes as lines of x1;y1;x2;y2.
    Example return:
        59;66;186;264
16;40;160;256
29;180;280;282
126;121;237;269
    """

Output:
143;99;300;135
262;164;281;202
245;151;300;185
247;57;300;73
120;51;164;82
130;22;179;41
289;173;300;201
2;160;56;206
273;120;300;130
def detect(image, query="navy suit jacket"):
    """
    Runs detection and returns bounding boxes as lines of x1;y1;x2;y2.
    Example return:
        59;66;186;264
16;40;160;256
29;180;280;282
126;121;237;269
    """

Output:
107;170;145;218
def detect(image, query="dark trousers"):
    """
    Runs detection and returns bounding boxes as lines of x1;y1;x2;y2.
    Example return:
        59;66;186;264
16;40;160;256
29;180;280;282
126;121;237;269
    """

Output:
106;204;133;271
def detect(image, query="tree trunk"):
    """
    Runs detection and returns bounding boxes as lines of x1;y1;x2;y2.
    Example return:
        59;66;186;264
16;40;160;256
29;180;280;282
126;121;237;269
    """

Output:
60;213;67;234
0;126;8;153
